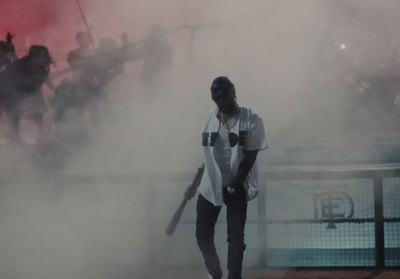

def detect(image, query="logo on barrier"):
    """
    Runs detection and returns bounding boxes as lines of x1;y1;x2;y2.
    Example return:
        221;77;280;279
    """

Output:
312;184;354;229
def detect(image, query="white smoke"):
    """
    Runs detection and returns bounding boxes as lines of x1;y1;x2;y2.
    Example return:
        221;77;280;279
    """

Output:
1;1;400;278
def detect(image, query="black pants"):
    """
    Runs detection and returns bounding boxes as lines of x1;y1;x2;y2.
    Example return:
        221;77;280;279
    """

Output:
196;188;247;279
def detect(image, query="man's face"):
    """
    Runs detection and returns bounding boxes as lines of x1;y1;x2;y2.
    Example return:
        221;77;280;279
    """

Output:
211;87;236;114
32;53;51;66
78;35;91;48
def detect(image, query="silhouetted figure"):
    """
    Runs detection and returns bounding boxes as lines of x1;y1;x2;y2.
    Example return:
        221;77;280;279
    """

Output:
67;31;98;104
0;33;17;69
4;45;53;142
92;37;127;88
47;32;98;141
87;35;137;126
68;32;94;74
136;25;173;100
0;33;18;119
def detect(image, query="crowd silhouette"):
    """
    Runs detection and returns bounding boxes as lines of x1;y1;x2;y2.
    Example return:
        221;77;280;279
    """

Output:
0;26;173;148
2;12;400;169
0;26;173;169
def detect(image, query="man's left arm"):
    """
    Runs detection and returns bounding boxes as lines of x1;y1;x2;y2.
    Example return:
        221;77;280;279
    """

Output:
229;150;259;191
229;112;267;192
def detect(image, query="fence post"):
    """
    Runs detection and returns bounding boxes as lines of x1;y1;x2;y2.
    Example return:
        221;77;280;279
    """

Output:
146;180;156;265
374;178;385;268
257;176;267;267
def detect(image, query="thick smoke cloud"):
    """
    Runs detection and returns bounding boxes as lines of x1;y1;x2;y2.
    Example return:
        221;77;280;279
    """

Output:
1;1;400;278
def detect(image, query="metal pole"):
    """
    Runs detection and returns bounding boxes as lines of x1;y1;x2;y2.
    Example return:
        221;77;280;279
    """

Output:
75;0;96;50
257;175;268;267
146;180;156;265
374;178;385;268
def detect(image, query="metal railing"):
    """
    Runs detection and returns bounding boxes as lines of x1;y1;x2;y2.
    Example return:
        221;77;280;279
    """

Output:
259;164;400;268
48;164;400;268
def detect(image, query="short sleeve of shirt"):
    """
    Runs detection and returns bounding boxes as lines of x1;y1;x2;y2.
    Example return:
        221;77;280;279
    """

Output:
244;114;268;151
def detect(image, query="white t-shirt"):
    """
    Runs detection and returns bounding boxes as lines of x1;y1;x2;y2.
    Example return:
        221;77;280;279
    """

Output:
213;125;235;188
198;106;268;206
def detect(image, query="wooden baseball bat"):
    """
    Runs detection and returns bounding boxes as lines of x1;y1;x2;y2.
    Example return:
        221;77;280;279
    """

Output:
165;164;204;236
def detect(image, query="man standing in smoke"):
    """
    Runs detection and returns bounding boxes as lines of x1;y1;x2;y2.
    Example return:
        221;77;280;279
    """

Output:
67;31;97;99
92;37;127;88
0;33;18;123
64;32;98;128
196;76;268;279
136;24;173;101
4;45;54;142
48;32;97;139
89;36;132;125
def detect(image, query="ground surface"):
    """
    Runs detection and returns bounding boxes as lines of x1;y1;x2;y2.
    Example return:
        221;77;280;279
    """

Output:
78;267;400;279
